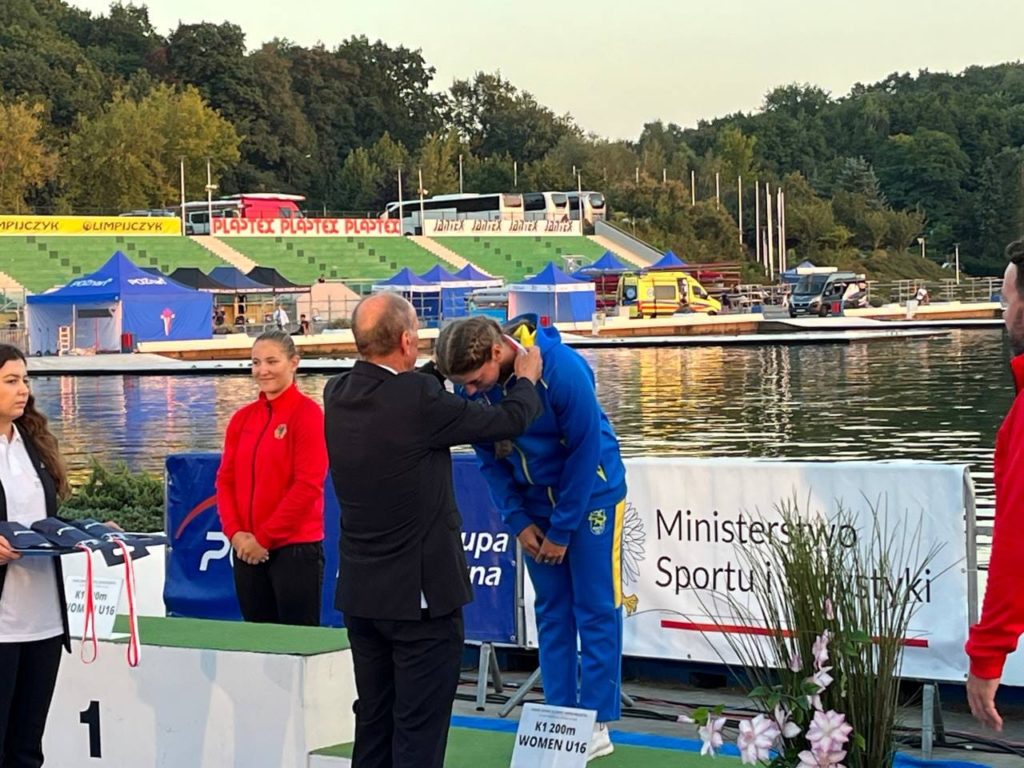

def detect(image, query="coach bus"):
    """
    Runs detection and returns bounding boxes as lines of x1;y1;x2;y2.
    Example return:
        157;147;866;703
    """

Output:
564;190;607;224
380;192;524;234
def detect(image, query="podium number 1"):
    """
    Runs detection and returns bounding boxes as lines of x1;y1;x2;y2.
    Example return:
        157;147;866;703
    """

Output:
79;701;101;758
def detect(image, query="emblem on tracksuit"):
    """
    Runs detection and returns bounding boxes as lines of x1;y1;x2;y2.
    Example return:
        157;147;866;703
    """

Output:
274;424;288;439
588;509;606;535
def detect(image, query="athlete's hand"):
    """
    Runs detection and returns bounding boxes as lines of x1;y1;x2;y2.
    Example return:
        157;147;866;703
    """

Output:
517;524;544;559
535;538;567;566
967;673;1003;731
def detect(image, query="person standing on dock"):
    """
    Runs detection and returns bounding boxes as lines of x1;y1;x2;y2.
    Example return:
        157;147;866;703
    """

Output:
966;239;1024;730
435;314;627;761
323;293;543;768
216;330;327;626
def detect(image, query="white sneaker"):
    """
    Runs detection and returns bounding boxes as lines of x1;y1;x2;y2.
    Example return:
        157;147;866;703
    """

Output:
587;722;614;761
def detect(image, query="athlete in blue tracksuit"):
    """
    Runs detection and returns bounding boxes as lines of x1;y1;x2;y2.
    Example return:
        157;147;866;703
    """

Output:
435;315;626;743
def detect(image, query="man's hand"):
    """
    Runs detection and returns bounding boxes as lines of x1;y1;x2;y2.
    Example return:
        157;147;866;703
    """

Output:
231;532;270;565
967;673;1003;731
535;537;567;566
0;534;20;565
514;346;543;384
517;524;545;559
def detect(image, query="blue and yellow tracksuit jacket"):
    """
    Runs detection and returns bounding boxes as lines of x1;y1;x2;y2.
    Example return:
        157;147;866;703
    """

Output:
464;318;627;546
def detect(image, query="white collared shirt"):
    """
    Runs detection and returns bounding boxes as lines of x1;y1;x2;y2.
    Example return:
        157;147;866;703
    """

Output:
0;428;63;642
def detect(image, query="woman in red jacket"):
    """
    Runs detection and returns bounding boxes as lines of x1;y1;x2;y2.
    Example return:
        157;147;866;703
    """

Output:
216;330;328;625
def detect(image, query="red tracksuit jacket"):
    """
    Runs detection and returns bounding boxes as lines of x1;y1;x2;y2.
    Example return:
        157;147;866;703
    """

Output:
965;354;1024;678
216;382;327;550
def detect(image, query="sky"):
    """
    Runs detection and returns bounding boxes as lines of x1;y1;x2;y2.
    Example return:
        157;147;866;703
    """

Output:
70;0;1024;140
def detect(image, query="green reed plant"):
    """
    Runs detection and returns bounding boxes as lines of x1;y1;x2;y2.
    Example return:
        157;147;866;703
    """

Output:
693;496;942;767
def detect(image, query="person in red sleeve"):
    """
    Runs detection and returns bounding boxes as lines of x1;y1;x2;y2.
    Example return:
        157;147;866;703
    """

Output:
966;239;1024;730
216;330;328;626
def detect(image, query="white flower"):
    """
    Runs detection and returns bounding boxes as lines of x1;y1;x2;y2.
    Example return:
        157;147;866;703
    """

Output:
736;714;780;764
789;649;804;673
699;717;727;756
812;630;832;670
805;665;834;710
773;705;801;739
806;710;853;754
798;746;847;767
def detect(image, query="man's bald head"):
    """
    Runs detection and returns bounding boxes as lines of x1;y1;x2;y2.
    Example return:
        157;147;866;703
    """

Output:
352;292;418;359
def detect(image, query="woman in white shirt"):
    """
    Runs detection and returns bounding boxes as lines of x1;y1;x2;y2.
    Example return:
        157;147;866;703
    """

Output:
0;344;71;768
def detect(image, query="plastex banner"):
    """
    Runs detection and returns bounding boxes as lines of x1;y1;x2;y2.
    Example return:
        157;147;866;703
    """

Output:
212;218;400;237
583;458;971;683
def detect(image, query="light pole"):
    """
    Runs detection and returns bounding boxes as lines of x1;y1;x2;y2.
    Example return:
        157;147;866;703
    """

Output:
917;236;926;260
954;243;961;285
205;157;217;235
178;157;186;236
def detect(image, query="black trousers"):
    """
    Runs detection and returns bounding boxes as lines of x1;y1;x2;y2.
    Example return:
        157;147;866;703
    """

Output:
233;541;324;625
346;609;463;768
0;635;63;768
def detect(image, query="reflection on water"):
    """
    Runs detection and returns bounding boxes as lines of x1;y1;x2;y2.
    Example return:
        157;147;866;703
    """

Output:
30;330;1010;521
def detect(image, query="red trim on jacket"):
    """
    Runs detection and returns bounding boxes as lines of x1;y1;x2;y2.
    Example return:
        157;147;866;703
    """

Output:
215;382;327;550
965;354;1024;678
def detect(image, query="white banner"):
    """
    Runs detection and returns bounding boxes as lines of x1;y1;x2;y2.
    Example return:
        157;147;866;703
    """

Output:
423;219;582;237
213;217;401;237
524;458;971;683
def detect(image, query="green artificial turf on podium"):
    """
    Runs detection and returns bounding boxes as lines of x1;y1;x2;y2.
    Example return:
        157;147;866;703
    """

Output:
313;726;740;766
113;615;349;655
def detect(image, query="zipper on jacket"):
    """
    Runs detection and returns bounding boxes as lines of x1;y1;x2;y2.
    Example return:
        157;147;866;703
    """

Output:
513;443;535;485
248;401;274;532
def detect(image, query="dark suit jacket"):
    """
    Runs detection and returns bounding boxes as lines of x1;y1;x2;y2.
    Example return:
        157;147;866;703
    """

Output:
324;361;542;621
0;423;71;650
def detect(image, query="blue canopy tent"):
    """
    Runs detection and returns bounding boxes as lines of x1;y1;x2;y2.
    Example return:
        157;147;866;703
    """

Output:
508;262;596;324
780;260;833;285
207;266;269;292
454;264;503;287
648;250;687;270
26;251;213;354
575;251;630;277
372;267;442;327
419;265;476;320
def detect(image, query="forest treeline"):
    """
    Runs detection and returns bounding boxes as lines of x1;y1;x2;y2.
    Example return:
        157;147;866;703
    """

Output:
2;1;1023;276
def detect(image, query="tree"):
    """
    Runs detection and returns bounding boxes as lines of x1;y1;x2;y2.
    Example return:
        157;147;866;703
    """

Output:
63;85;240;211
337;148;382;212
415;131;460;197
885;209;926;253
0;101;56;213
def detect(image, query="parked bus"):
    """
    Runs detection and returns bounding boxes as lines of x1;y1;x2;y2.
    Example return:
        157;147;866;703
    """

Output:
523;191;570;221
565;191;607;224
179;193;306;235
380;192;524;234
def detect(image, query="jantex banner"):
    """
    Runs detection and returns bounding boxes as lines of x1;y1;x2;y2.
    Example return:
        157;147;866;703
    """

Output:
0;215;181;236
422;219;582;237
212;218;401;237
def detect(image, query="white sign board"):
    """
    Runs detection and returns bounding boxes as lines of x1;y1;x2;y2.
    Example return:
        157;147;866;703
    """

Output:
523;458;972;683
65;576;123;640
511;703;595;767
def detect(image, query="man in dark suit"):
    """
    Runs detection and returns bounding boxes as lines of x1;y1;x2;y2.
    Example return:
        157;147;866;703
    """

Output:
323;292;543;768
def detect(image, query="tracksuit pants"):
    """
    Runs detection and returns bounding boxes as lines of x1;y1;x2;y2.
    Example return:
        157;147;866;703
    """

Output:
525;499;624;723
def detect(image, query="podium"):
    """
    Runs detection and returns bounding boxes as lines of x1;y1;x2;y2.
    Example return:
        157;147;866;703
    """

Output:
46;616;355;767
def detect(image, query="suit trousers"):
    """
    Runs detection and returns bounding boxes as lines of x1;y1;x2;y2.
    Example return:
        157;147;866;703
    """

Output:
0;635;63;768
233;541;324;625
345;609;464;768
